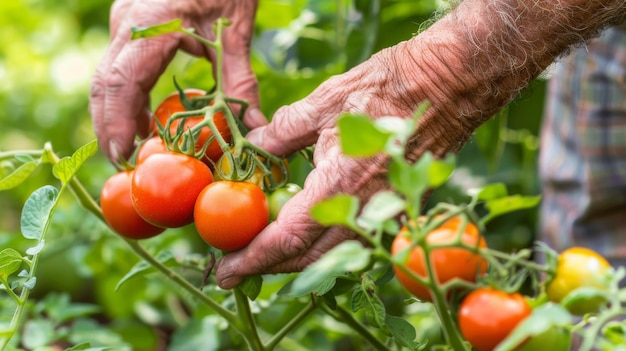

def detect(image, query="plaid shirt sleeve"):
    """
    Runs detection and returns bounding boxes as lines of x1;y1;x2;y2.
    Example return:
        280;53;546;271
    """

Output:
539;25;626;266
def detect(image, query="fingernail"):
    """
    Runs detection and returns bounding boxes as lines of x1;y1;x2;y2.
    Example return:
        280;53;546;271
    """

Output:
108;140;119;161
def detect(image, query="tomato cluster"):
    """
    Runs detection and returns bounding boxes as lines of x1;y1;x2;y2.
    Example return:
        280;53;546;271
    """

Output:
391;216;488;302
391;215;612;351
100;90;297;252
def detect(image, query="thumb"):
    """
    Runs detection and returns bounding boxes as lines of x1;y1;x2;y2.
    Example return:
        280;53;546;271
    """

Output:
246;101;323;157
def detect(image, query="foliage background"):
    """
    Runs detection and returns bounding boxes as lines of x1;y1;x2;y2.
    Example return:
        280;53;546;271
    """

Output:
0;0;544;349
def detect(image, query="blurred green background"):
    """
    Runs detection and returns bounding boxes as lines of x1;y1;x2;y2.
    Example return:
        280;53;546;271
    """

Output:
0;0;545;349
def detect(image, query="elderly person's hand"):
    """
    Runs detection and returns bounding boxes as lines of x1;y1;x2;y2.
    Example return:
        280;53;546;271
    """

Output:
215;0;626;289
90;0;264;162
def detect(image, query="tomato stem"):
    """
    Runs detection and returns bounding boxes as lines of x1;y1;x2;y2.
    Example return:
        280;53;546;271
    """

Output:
318;301;389;351
233;287;265;351
0;149;43;162
264;300;317;350
124;239;239;323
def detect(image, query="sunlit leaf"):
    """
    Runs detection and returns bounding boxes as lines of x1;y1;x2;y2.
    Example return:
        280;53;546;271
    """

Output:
373;116;416;156
495;303;571;351
388;155;429;202
52;139;98;185
357;191;406;231
0;248;24;280
0;161;38;191
239;275;263;301
116;251;178;291
602;321;626;345
20;185;59;241
561;287;609;315
131;19;184;40
386;315;418;349
338;114;391;156
22;319;55;350
286;241;370;297
428;154;455;187
482;195;541;224
469;183;508;201
168;316;223;351
311;194;359;228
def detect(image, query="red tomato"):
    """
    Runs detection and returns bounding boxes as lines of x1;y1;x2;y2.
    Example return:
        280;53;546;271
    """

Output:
131;152;213;228
153;89;231;164
194;181;268;251
458;288;532;351
100;170;165;239
136;137;169;165
391;216;488;301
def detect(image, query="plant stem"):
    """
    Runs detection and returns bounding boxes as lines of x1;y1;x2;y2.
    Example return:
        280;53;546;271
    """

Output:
265;301;317;350
319;302;388;351
125;239;238;323
233;287;265;351
421;245;469;350
0;150;43;161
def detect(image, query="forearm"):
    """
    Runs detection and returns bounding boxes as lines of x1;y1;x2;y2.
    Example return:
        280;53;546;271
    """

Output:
393;0;626;158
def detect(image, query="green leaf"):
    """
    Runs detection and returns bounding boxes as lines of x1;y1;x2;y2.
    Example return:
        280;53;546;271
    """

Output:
311;194;359;228
352;276;386;328
428;154;455;187
168;316;223;351
52;139;98;185
239;275;263;301
20;185;59;241
386;315;418;349
286;241;370;297
131;19;184;40
0;248;25;281
38;293;100;324
373;116;417;156
561;286;609;315
0;161;38;191
22;319;56;350
116;251;178;291
602;321;626;345
388;154;429;202
495;303;572;351
357;191;406;232
338;114;391;156
482;194;541;224
469;183;509;201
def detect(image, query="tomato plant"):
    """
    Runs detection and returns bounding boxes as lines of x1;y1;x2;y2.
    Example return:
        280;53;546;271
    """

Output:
546;247;611;315
131;152;213;228
268;183;302;221
391;216;488;301
458;288;531;351
194;180;268;251
153;89;232;164
215;150;289;190
100;170;165;239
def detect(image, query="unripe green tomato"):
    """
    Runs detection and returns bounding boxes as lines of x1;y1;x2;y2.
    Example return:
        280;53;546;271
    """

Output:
268;183;302;221
514;327;572;351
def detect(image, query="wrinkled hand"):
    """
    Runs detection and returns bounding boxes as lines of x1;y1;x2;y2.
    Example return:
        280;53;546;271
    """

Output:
90;0;264;162
216;47;427;289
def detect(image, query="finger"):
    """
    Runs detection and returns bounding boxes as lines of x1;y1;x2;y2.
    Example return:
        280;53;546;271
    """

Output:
245;76;348;157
